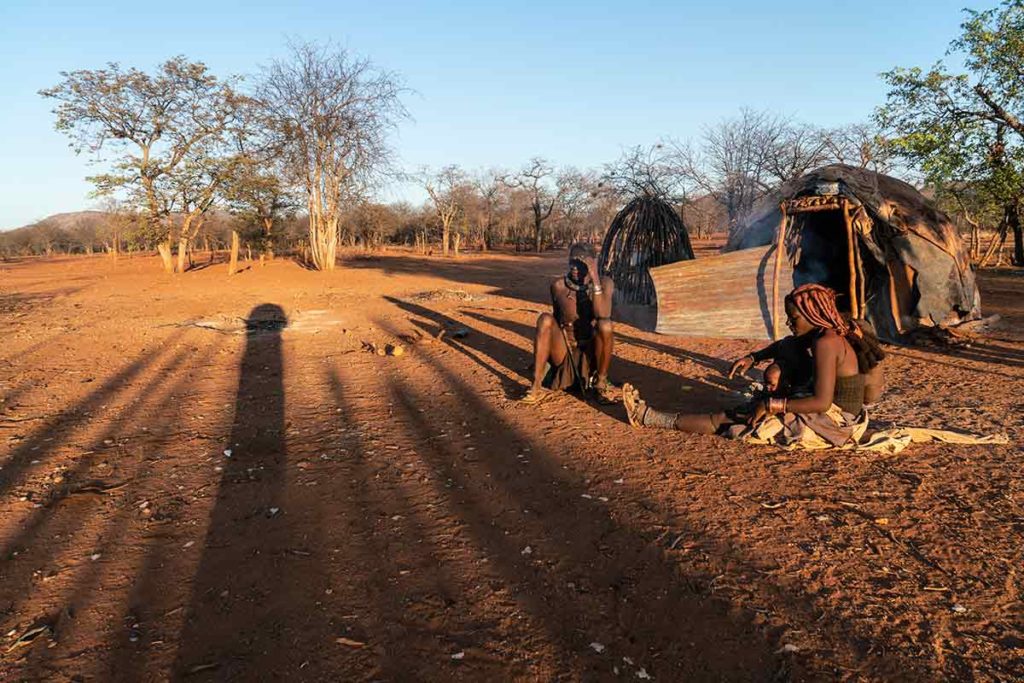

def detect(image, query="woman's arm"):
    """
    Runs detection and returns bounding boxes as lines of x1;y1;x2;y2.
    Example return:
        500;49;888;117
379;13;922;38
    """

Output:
728;339;782;378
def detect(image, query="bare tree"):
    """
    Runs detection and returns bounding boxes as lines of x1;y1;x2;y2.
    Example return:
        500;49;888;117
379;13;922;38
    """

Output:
472;168;505;251
820;123;893;173
505;157;563;253
555;168;598;244
601;143;683;200
41;57;244;273
763;123;831;183
669;108;824;238
258;41;407;271
421;165;468;257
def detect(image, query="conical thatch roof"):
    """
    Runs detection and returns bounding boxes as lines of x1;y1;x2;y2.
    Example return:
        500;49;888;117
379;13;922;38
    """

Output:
600;195;694;306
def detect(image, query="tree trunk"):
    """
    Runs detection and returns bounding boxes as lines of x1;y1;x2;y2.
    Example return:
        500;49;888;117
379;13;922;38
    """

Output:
453;232;462;258
157;240;174;273
228;231;240;276
263;217;274;260
979;221;1008;268
442;221;450;257
1012;205;1024;266
534;218;543;253
176;237;190;273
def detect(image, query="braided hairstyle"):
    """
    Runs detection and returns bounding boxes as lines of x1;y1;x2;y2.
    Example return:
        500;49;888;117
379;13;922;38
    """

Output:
785;284;885;373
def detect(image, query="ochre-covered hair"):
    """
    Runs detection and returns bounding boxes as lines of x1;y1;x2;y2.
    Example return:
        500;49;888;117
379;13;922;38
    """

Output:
785;283;885;372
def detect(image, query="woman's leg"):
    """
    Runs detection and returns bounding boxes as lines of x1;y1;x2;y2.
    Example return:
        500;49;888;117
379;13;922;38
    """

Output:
624;384;732;433
672;412;730;434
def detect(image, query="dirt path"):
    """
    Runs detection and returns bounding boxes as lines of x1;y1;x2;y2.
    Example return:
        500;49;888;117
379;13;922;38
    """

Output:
1;251;1021;681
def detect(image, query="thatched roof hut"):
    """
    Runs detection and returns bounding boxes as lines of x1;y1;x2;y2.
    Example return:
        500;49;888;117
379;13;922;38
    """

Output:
600;195;694;306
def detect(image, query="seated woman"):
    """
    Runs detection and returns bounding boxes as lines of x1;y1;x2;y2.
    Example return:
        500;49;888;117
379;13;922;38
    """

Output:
623;283;886;448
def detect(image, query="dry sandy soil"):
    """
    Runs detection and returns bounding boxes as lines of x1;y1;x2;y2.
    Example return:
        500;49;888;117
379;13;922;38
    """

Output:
0;247;1022;682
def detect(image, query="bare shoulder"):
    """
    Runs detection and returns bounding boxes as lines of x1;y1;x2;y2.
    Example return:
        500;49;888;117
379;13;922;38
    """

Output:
550;278;565;294
599;275;615;291
813;330;842;353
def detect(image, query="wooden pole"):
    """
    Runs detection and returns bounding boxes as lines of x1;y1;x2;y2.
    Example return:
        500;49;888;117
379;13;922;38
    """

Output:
771;202;788;340
852;207;867;318
841;199;858;316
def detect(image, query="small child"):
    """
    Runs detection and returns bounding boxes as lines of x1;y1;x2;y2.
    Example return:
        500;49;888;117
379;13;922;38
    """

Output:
730;334;815;398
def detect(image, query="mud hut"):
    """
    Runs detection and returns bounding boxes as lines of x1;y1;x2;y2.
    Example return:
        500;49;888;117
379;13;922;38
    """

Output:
600;195;694;307
649;165;981;341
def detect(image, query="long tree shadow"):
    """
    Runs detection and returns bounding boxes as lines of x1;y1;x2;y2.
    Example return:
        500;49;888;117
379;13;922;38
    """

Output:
172;304;322;679
612;330;733;374
386;296;736;417
24;341;223;677
348;252;559;305
0;328;190;499
320;366;523;680
465;310;738;413
885;347;1024;381
916;339;1024;369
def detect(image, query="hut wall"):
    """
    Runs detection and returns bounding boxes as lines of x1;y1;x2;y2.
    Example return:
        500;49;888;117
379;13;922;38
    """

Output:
650;245;793;340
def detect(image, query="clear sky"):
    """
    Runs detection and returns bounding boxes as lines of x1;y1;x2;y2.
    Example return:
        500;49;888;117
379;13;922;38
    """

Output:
0;0;979;229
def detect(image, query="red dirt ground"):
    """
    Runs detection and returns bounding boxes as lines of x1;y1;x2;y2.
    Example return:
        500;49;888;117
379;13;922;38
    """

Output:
0;248;1021;682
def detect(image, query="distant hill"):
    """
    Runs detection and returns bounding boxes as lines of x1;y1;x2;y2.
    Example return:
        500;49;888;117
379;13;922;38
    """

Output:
2;210;111;233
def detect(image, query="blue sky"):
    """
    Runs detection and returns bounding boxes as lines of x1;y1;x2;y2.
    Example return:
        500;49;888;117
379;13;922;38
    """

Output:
0;0;978;229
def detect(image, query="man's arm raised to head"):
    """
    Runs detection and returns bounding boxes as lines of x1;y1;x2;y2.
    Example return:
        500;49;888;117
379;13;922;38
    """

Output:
593;275;614;320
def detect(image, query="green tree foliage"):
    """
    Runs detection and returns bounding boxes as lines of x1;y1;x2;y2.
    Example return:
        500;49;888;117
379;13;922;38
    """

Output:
40;57;245;272
877;0;1024;265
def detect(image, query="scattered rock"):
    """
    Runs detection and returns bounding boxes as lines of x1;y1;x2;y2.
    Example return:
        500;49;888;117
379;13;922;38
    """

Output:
450;651;465;660
386;344;405;357
336;637;365;648
5;624;52;653
521;546;532;556
589;641;605;653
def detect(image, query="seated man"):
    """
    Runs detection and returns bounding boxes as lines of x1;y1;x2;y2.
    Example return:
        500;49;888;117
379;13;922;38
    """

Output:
521;244;616;404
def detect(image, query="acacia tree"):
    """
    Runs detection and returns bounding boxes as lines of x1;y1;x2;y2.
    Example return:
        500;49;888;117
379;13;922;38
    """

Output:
41;57;244;273
506;157;563;252
258;42;406;271
223;104;295;263
877;0;1024;266
472;169;505;251
421;165;467;257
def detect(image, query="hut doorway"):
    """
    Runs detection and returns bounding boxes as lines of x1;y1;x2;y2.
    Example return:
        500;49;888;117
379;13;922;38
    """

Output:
779;195;869;322
791;209;855;312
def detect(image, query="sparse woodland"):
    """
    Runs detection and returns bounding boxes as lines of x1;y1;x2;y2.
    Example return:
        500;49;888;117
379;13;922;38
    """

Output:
5;2;1024;269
